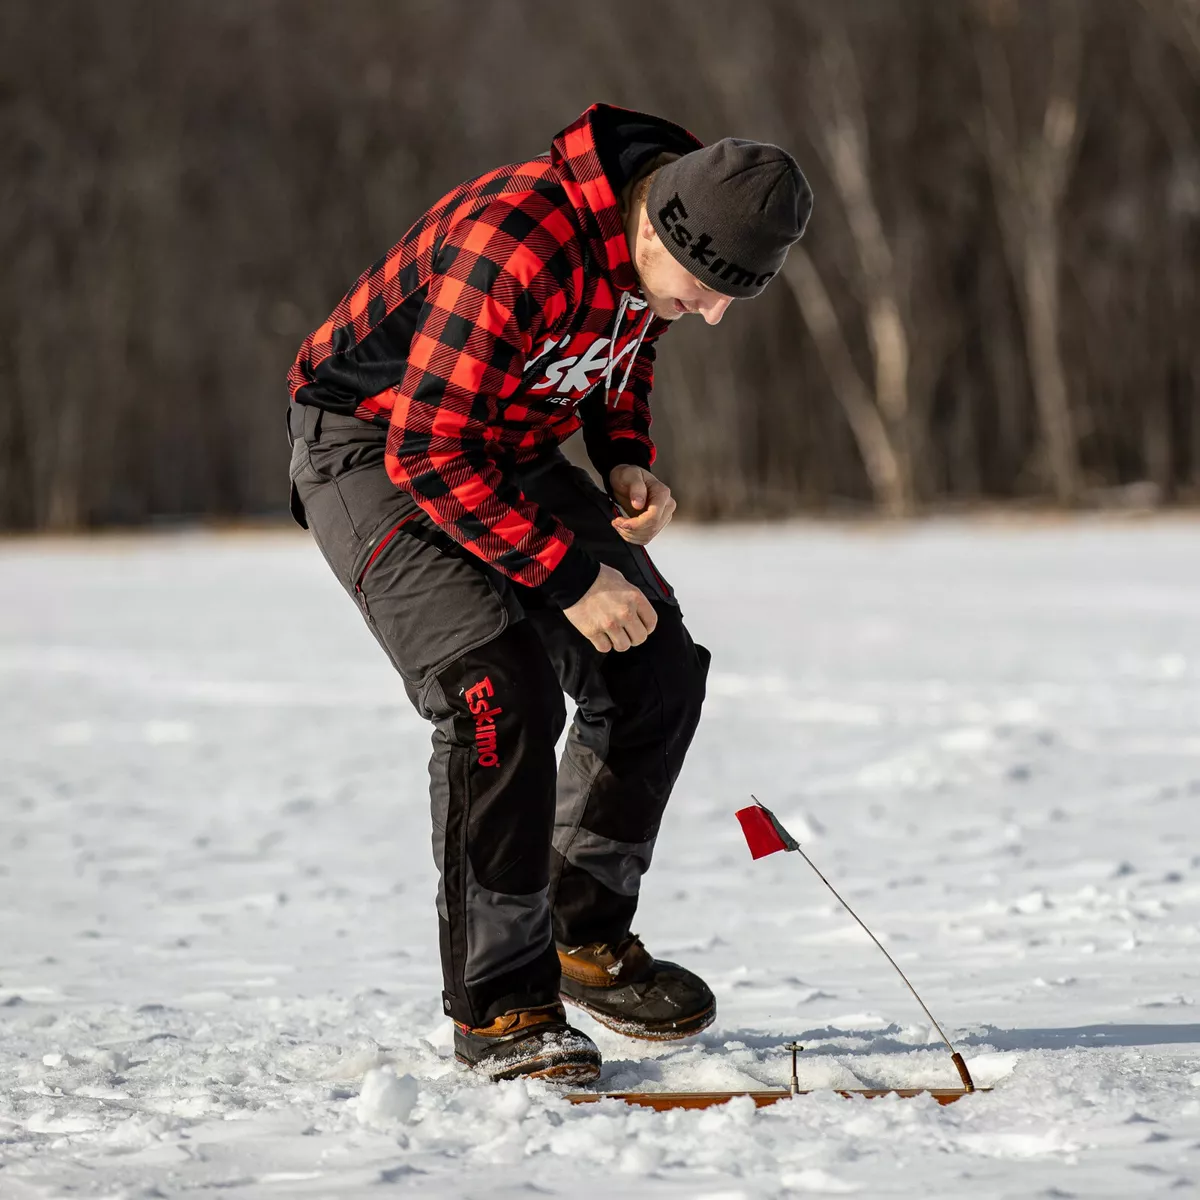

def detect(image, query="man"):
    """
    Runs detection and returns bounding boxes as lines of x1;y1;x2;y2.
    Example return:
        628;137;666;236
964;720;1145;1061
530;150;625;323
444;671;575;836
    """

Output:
287;103;811;1083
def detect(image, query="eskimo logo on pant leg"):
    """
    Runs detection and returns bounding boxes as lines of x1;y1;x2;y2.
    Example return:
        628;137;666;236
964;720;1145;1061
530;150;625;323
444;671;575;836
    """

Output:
465;677;502;767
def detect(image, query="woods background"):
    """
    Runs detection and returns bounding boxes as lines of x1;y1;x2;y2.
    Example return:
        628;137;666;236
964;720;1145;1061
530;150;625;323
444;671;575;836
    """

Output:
2;0;1198;530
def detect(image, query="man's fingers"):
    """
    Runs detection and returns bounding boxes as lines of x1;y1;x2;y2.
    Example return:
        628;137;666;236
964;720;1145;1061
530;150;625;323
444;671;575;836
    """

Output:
611;523;646;546
603;595;656;652
624;612;651;647
651;487;676;526
612;483;674;543
562;562;659;653
628;480;648;511
613;502;660;531
612;513;660;545
646;481;671;509
608;609;652;651
634;591;658;635
606;625;632;653
614;501;658;523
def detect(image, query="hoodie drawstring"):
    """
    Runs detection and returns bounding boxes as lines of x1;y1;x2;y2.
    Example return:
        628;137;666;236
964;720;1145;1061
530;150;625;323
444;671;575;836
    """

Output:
603;292;652;409
602;292;630;393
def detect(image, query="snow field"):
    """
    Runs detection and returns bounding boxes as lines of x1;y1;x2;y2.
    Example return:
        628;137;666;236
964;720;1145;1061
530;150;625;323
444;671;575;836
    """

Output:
1;520;1199;1196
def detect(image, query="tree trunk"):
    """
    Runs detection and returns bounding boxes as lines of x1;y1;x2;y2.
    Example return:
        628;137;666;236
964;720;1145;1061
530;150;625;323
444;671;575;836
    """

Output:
1021;222;1080;503
782;248;909;516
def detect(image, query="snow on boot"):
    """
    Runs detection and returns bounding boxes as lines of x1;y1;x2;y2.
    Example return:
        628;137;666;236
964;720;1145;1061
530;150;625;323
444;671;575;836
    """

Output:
453;1002;601;1084
558;933;716;1041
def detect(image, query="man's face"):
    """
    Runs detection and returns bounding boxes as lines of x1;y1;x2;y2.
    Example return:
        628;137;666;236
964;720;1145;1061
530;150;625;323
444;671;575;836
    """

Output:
632;215;735;325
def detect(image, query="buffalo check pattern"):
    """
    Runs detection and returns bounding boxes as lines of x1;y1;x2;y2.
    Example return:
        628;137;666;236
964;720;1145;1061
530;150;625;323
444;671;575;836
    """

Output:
288;105;701;604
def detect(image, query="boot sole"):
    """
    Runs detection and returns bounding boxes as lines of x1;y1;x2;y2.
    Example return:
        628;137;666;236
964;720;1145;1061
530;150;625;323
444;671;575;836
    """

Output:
562;994;716;1042
455;1049;601;1085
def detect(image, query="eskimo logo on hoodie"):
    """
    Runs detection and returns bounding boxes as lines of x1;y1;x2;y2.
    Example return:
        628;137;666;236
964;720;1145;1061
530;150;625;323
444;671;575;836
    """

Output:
528;333;639;403
527;292;652;408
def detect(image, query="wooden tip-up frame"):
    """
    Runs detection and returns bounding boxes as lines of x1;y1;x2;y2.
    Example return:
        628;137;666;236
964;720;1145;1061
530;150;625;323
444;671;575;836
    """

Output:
566;1087;989;1110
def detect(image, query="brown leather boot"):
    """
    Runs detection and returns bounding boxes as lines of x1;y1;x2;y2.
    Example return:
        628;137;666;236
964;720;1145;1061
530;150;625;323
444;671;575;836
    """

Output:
558;934;716;1041
453;1001;601;1083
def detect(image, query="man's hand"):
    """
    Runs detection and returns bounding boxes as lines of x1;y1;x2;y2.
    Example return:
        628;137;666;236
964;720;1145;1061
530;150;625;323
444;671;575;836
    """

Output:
563;563;658;653
609;465;676;545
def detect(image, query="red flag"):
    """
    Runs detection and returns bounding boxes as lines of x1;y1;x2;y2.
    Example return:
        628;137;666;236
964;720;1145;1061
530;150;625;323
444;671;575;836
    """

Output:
735;801;800;859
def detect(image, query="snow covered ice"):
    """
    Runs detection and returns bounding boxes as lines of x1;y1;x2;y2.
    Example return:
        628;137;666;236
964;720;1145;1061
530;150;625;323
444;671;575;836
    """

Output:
2;519;1199;1197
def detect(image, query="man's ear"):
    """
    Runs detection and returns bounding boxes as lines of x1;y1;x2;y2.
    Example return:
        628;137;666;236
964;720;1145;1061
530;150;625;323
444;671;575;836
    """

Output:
640;210;658;244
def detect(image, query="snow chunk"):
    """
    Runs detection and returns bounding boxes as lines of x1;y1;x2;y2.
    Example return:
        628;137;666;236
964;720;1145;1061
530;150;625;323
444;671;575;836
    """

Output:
1010;889;1053;915
86;1047;130;1073
781;1168;862;1193
357;1067;418;1128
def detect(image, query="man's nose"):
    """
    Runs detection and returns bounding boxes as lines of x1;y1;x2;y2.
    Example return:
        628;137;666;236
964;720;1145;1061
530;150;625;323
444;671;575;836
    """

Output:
701;295;732;325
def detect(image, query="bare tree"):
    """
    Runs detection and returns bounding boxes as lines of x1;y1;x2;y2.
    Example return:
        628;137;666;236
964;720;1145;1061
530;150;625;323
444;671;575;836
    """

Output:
1138;0;1200;76
775;17;913;515
782;246;909;515
972;0;1086;504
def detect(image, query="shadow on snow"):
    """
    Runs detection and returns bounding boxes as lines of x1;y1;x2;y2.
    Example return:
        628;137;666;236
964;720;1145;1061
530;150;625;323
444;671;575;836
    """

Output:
675;1022;1200;1057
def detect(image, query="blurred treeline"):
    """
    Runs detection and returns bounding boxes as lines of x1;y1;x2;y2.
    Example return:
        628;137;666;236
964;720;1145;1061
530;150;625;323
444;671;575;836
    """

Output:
2;0;1199;529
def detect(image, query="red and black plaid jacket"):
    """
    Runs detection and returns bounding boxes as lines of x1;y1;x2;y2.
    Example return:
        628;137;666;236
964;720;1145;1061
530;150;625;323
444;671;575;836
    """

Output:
288;104;701;607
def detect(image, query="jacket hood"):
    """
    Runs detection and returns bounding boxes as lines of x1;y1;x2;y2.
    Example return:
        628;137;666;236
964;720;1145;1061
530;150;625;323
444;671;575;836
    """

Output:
550;104;703;293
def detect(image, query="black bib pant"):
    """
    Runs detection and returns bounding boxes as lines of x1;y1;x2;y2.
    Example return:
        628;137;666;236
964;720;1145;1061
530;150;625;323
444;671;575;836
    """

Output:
287;406;709;1027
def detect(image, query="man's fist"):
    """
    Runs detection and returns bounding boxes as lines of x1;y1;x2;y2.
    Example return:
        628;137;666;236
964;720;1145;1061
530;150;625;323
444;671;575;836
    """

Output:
609;465;676;545
563;563;658;653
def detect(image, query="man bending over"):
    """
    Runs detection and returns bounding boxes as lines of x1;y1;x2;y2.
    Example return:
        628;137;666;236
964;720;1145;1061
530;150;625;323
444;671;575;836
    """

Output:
287;103;811;1082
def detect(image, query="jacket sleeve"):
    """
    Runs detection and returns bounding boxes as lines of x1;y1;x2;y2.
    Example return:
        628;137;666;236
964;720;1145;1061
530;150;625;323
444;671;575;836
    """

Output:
582;315;664;486
384;212;600;608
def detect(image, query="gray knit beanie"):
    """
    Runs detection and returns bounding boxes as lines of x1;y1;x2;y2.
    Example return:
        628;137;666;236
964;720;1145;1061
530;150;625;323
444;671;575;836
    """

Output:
646;138;812;298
